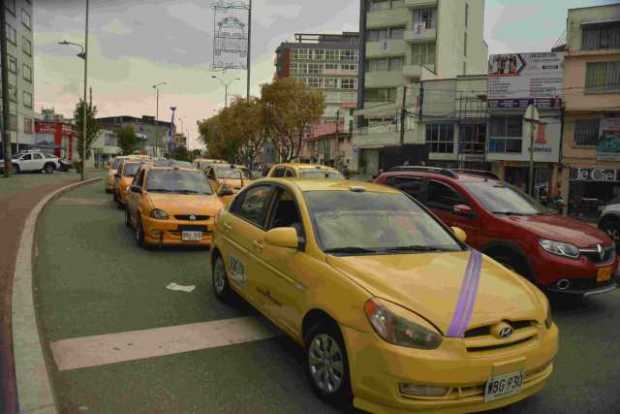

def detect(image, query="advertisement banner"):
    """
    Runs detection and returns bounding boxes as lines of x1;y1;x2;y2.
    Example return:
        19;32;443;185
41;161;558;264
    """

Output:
597;118;620;161
488;52;564;108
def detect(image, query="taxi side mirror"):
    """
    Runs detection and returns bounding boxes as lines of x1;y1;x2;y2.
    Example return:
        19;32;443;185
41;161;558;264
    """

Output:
451;227;467;244
265;227;299;249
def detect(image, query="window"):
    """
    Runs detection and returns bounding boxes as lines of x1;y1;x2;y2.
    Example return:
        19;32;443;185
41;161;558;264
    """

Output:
268;189;303;233
413;8;436;30
272;167;286;177
21;8;31;30
284;169;295;178
367;26;405;42
134;170;145;188
104;133;117;146
8;83;17;102
294;49;309;60
427;181;466;211
341;78;355;89
313;49;325;60
366;57;403;72
341;49;355;61
365;88;397;102
5;0;15;15
582;23;620;50
390;27;405;40
585;61;620;93
368;0;404;11
8;55;17;74
574;119;600;146
22;37;32;56
233;185;273;227
22;154;31;160
6;24;16;44
23;91;33;108
464;32;468;57
340;63;356;71
308;63;321;74
326;49;338;61
33;153;43;160
465;3;469;28
307;77;321;88
389;57;403;70
23;118;33;134
385;176;427;200
23;63;32;82
459;124;486;154
411;43;436;66
488;117;523;153
324;78;338;88
426;124;455;153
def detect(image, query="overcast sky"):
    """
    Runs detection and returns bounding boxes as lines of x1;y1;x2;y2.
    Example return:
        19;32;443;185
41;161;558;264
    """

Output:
34;0;615;149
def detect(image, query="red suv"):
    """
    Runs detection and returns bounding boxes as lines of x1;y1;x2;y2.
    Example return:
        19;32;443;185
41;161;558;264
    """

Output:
376;167;618;297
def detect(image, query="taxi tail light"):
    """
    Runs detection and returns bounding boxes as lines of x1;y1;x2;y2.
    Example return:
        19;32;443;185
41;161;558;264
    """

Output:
399;383;449;398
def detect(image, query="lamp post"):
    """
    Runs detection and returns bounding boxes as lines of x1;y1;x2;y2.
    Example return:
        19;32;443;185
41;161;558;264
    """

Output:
211;75;240;108
152;82;167;156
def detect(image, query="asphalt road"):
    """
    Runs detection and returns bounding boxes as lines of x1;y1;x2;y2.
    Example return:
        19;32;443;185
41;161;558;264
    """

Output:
33;182;620;414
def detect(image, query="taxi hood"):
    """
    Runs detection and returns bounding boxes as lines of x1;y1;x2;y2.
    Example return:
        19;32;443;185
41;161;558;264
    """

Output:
327;251;543;334
147;193;222;216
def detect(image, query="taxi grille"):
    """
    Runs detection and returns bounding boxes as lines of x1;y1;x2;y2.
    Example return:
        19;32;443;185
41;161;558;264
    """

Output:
464;320;537;353
174;215;210;221
580;245;615;264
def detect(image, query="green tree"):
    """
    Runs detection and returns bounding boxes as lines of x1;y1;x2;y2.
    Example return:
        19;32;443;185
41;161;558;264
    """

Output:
74;99;99;161
117;125;138;155
261;78;324;162
190;149;203;160
171;145;191;161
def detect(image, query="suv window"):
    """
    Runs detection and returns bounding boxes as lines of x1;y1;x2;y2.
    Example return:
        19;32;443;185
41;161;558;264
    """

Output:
386;176;427;200
232;185;273;227
427;181;467;211
33;153;43;159
21;154;31;160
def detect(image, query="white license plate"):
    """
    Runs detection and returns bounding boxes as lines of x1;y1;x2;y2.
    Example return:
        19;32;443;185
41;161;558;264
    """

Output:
182;231;203;241
484;371;524;402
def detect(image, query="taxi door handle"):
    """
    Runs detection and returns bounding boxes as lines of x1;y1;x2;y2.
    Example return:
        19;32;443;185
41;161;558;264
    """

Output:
252;240;264;251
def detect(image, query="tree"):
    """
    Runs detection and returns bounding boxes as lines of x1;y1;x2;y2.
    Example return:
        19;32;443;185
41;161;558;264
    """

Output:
117;125;138;155
261;78;324;162
74;99;99;161
190;149;203;160
171;145;191;161
222;97;267;169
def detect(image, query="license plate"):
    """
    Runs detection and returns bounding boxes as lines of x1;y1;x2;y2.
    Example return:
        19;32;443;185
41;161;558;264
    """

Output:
597;266;613;283
182;231;203;241
484;371;523;402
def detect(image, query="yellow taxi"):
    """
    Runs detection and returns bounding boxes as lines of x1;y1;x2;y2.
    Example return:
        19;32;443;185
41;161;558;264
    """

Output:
267;163;344;180
210;179;558;413
192;158;227;171
126;164;223;248
114;160;147;208
207;164;253;201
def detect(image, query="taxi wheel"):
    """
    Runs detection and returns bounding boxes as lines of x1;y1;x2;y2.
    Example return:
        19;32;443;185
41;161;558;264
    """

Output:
212;256;232;302
305;322;353;409
135;218;146;248
125;209;132;228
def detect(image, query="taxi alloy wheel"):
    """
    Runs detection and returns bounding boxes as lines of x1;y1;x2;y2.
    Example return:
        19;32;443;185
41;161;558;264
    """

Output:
212;256;232;301
306;323;352;407
135;218;146;247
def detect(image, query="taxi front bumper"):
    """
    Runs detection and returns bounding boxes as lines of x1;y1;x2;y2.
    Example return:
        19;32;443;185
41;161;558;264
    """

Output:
342;323;558;414
142;216;214;247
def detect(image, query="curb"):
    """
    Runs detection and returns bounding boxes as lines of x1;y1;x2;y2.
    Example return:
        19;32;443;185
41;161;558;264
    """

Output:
11;177;101;414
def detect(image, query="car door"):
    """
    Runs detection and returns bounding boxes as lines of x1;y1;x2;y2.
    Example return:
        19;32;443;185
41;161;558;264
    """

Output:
32;153;45;170
257;186;308;334
217;184;275;309
128;169;146;226
426;180;482;247
19;154;34;171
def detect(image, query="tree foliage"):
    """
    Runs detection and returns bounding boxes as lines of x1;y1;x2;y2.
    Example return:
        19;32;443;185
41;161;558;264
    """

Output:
170;145;191;161
73;99;99;161
261;78;324;162
117;125;138;155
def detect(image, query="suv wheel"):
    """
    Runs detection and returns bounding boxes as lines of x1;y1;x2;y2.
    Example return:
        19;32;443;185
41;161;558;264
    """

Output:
44;163;55;174
600;216;620;249
12;164;20;174
489;250;532;281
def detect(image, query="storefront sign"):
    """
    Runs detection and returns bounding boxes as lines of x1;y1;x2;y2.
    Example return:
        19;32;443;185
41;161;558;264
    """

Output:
571;168;620;182
488;52;563;109
597;118;620;161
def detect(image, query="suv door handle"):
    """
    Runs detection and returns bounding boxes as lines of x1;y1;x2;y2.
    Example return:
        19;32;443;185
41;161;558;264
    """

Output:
252;240;264;251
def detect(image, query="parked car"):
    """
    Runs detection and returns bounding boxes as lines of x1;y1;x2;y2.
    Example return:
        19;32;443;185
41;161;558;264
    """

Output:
598;195;620;248
114;160;145;208
211;179;558;412
0;150;60;174
206;164;253;203
267;163;345;180
126;164;222;248
376;167;618;297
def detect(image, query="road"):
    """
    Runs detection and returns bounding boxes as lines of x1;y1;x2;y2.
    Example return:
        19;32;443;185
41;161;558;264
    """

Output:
33;181;620;414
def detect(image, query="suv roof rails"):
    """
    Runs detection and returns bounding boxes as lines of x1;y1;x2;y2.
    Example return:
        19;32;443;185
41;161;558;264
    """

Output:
452;169;499;180
388;166;458;179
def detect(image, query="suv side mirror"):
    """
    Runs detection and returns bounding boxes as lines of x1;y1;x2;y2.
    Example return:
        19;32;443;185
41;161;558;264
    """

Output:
265;227;299;249
453;204;474;218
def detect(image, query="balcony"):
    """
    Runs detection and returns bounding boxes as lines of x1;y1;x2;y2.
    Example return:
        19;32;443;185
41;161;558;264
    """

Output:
367;8;409;29
366;40;407;58
404;27;436;43
365;71;404;88
402;64;423;79
405;0;438;7
353;125;400;148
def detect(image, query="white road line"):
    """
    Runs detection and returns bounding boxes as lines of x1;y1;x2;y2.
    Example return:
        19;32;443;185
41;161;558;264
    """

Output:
51;317;278;372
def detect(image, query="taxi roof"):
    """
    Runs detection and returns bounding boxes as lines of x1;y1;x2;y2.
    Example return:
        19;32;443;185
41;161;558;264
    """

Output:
275;163;338;171
263;178;399;194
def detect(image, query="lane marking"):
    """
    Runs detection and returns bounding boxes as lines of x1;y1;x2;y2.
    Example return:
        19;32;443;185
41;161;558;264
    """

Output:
51;317;278;371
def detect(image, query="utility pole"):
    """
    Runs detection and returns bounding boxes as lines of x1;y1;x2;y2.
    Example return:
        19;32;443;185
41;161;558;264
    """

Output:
1;0;11;177
524;104;540;197
400;86;407;146
246;0;252;100
81;0;89;181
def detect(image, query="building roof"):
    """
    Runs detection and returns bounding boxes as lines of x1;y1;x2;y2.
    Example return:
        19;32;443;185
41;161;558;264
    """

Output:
97;115;172;128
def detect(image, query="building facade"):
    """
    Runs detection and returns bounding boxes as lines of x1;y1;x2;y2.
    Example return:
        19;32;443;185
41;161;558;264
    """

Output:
559;4;620;218
90;129;121;167
274;32;359;167
353;0;488;175
34;114;76;161
96;115;172;157
0;0;34;157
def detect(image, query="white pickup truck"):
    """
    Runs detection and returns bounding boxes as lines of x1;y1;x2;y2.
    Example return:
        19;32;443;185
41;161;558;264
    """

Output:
0;150;61;174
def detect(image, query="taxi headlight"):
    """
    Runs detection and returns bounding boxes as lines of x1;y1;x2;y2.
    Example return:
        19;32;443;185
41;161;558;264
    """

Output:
150;208;169;220
364;298;442;350
539;239;580;259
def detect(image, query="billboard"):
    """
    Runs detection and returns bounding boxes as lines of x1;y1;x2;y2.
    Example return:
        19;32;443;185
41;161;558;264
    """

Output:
488;52;564;109
597;118;620;161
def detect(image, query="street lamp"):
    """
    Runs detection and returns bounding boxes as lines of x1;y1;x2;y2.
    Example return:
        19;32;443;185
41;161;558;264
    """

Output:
58;1;89;181
152;82;167;157
211;75;240;108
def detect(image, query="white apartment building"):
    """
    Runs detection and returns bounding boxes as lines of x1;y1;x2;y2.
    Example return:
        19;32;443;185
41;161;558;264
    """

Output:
353;0;488;175
1;0;34;156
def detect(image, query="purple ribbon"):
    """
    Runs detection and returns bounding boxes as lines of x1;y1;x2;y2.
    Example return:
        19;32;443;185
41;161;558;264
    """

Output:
446;250;482;338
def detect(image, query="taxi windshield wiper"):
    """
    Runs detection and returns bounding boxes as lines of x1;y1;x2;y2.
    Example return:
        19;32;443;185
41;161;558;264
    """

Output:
323;247;380;255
